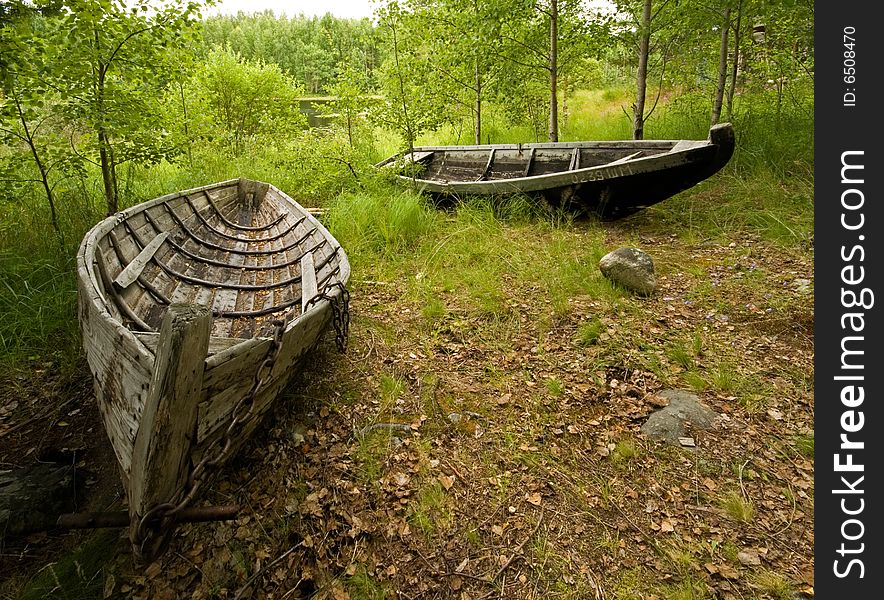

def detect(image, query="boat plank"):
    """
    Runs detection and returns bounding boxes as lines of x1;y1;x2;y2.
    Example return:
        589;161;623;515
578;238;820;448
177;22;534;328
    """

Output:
114;232;169;290
301;253;317;313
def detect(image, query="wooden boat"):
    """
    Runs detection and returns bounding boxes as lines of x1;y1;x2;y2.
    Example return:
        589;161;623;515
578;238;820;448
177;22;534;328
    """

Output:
377;123;735;219
75;178;350;561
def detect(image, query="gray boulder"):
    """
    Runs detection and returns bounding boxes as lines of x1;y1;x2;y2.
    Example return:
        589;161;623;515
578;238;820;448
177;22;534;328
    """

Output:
599;247;656;296
641;389;719;445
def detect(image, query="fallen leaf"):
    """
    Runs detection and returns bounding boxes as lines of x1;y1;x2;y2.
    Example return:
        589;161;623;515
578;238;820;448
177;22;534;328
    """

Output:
718;564;740;579
439;475;455;490
526;492;542;506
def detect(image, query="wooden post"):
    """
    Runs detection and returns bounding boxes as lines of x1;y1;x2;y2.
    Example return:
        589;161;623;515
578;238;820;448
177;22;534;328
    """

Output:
128;303;211;563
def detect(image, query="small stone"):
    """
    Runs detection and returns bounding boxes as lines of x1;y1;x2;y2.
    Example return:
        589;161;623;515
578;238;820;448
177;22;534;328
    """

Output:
599;247;657;296
641;389;719;446
738;550;762;566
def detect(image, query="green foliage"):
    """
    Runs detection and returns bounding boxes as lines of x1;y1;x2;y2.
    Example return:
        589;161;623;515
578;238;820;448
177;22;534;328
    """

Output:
47;0;207;212
196;47;307;154
200;11;382;94
323;65;379;149
324;186;439;259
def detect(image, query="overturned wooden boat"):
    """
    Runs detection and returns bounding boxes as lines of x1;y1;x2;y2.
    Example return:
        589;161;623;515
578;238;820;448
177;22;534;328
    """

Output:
378;123;735;219
75;178;350;562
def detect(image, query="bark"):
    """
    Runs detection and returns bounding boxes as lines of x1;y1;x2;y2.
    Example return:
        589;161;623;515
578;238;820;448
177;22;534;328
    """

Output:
96;64;119;215
548;0;559;142
726;0;743;121
633;0;652;140
474;57;482;144
711;6;731;125
98;128;118;215
12;91;62;241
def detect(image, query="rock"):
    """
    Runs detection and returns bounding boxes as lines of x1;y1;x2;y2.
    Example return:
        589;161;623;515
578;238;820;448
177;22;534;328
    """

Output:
599;247;656;296
641;389;719;446
791;278;812;295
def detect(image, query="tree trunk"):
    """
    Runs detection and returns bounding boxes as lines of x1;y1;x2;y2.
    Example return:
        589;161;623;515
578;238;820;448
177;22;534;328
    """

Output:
548;0;559;142
98;129;118;215
711;6;731;125
96;65;119;215
474;57;482;145
13;91;62;241
726;0;743;121
633;0;652;140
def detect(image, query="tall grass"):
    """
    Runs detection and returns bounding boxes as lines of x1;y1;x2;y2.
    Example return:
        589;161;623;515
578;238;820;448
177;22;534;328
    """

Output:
0;184;102;369
0;84;813;369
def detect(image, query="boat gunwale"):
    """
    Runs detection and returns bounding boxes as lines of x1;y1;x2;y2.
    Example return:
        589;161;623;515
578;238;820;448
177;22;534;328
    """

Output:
392;141;717;193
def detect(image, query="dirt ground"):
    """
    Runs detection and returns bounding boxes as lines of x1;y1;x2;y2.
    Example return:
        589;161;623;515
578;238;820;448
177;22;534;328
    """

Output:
0;215;814;600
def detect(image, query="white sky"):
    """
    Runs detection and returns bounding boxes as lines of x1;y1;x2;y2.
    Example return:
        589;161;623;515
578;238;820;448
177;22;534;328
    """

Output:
203;0;379;19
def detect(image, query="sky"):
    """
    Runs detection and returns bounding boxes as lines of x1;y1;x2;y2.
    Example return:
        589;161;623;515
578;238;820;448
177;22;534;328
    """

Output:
203;0;378;19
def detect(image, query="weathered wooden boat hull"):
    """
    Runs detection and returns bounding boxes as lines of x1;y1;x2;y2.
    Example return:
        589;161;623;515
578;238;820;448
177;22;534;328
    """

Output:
379;123;735;219
76;179;349;560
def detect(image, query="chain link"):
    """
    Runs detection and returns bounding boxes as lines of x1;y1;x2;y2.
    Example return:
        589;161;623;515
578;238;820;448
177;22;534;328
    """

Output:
305;281;350;352
133;318;287;555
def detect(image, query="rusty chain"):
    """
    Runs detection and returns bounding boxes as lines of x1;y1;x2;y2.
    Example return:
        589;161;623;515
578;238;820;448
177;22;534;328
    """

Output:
305;281;350;352
133;318;287;555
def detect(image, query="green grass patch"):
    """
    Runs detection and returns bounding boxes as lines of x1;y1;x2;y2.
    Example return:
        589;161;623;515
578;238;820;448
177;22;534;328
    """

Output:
794;433;814;457
0;253;81;370
610;438;640;465
14;530;120;600
722;491;755;523
575;317;603;347
343;565;389;600
407;480;452;538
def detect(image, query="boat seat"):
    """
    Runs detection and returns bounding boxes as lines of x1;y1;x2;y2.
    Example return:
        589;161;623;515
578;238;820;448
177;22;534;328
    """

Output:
114;232;168;289
606;151;643;166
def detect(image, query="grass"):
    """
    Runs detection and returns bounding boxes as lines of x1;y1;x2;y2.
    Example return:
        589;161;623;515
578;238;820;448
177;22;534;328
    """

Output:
407;480;452;538
0;254;81;369
610;438;640;465
794;433;814;457
575;317;603;347
344;566;389;600
11;530;120;600
751;570;795;600
722;490;755;523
